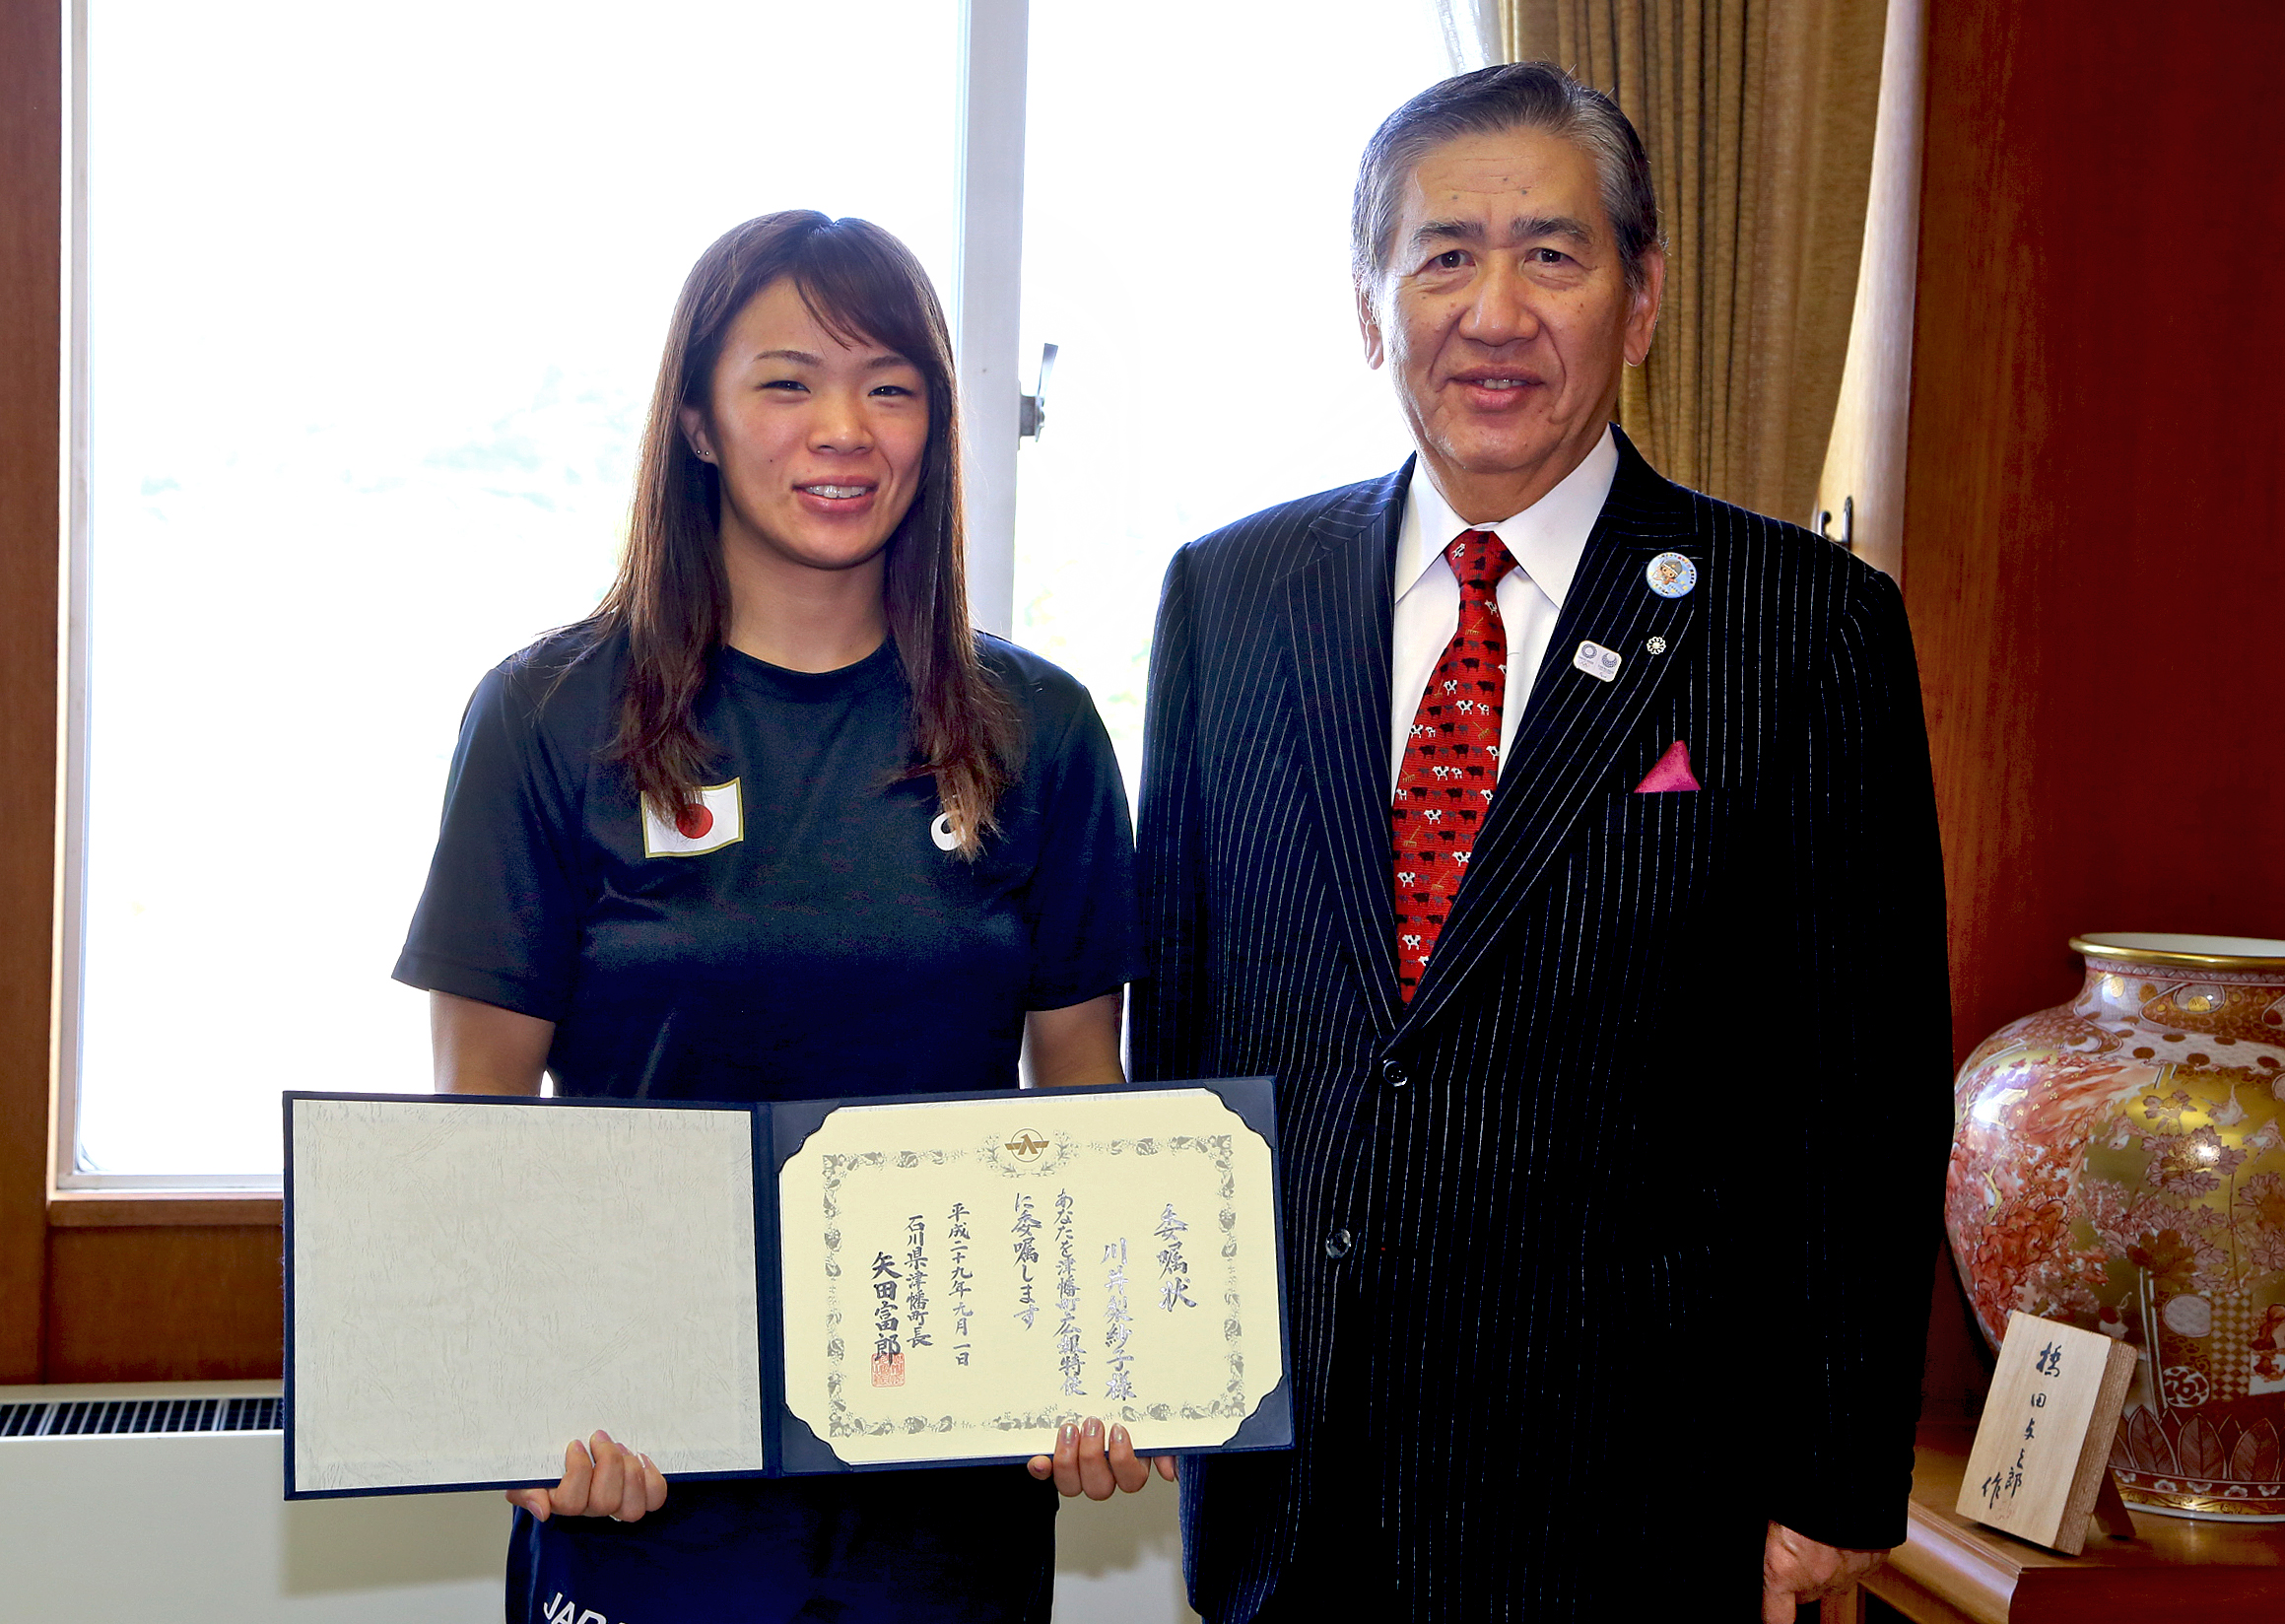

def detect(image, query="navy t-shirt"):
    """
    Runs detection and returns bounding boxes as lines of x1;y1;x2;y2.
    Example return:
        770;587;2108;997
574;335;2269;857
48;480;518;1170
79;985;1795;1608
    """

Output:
394;628;1138;1624
395;628;1141;1103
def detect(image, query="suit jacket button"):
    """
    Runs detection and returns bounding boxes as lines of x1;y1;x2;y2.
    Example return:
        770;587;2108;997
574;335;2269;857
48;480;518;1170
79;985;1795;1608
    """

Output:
1381;1059;1408;1088
1324;1228;1354;1260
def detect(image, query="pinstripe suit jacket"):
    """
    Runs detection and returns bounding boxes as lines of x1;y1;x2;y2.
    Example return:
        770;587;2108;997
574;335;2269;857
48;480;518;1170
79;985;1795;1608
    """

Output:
1132;431;1951;1621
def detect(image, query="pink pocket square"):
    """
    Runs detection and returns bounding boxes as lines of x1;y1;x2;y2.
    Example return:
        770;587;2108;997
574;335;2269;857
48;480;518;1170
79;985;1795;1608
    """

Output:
1633;740;1701;793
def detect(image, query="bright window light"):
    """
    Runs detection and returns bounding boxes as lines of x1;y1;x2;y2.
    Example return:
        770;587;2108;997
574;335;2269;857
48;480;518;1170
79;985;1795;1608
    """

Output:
1013;0;1447;797
74;0;960;1178
71;0;1452;1184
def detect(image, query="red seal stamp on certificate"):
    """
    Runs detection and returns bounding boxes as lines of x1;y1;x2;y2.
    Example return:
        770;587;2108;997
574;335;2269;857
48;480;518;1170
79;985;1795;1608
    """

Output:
871;1351;906;1387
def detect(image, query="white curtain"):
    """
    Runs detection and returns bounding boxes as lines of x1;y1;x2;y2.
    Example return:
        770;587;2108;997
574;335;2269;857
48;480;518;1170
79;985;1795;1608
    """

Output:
1436;0;1503;74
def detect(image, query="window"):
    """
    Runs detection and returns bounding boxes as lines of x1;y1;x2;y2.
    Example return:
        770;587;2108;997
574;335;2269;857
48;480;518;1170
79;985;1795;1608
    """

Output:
60;0;1450;1189
1013;0;1446;793
65;0;966;1184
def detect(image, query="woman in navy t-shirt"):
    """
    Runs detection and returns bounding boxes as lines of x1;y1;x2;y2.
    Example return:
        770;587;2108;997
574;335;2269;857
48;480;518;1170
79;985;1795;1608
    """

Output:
396;212;1151;1623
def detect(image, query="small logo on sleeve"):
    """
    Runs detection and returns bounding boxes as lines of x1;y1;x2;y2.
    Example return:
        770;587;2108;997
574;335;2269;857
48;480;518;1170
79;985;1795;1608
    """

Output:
930;811;961;851
641;779;743;857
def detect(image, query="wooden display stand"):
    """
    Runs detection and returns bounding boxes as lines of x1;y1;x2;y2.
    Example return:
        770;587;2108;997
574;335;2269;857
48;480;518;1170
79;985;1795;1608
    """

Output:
1823;1424;2285;1622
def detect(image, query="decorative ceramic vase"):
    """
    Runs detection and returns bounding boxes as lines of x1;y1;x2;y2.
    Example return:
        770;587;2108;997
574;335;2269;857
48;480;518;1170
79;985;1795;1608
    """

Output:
1948;933;2285;1521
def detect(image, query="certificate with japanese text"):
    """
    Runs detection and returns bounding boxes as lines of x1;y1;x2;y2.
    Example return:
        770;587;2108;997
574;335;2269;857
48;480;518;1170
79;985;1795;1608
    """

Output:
772;1087;1283;1468
284;1079;1290;1498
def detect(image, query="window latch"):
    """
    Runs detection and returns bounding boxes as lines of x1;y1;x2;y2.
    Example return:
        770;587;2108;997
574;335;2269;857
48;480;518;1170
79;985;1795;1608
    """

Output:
1813;493;1854;554
1018;342;1058;440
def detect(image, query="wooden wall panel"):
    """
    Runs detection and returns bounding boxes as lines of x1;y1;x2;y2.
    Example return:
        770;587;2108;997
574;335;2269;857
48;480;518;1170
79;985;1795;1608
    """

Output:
1906;0;2285;1064
44;1227;283;1383
0;0;64;1385
0;0;286;1386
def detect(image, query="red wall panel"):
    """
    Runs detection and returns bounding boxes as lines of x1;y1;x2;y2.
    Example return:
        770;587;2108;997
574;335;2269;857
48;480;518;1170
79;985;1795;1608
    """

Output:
1907;0;2285;1065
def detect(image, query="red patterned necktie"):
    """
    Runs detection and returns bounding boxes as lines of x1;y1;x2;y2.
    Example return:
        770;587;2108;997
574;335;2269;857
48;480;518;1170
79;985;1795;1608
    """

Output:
1393;529;1516;1001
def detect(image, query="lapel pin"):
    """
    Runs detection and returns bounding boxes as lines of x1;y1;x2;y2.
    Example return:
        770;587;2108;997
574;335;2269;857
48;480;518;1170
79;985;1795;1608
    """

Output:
1573;641;1623;683
1646;553;1697;598
1645;636;1667;654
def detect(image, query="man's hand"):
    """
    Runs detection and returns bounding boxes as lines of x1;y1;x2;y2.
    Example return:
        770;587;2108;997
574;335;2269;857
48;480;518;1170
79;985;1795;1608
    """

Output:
1025;1417;1177;1499
1762;1522;1886;1621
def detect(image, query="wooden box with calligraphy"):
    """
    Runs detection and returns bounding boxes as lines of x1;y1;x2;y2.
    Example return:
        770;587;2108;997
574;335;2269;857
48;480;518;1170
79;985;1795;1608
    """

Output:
1956;1311;2137;1554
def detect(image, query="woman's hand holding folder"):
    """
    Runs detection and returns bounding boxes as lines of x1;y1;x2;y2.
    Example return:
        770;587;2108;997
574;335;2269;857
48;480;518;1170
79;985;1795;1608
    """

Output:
507;1430;669;1523
1027;1416;1177;1499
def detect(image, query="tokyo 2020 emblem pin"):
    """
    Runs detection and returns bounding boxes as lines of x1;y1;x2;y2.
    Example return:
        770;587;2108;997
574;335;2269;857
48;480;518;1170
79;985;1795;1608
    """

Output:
1646;552;1697;598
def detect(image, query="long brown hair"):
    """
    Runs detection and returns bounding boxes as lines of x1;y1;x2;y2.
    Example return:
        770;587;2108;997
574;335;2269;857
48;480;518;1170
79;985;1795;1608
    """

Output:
583;211;1020;854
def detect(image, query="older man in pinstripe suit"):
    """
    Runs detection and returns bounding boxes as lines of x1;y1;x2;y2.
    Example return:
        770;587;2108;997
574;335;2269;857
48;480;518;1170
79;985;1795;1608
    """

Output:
1131;63;1951;1621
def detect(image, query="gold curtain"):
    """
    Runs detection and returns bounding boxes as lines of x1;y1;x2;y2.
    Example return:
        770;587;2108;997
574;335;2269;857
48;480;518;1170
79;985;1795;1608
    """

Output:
1500;0;1887;524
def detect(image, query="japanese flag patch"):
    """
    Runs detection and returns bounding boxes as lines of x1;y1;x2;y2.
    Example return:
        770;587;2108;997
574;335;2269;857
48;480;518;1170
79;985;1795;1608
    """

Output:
641;779;744;857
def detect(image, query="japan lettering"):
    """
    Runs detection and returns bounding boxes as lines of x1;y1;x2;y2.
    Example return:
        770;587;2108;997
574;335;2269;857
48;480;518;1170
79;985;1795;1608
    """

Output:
1013;1193;1042;1329
871;1250;904;1386
1104;1238;1137;1399
948;1201;974;1366
1156;1203;1197;1312
906;1215;931;1348
1982;1340;2062;1510
1055;1190;1085;1395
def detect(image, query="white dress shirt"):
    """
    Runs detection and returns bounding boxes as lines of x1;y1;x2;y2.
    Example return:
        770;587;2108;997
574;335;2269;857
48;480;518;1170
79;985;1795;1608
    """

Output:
1389;425;1619;787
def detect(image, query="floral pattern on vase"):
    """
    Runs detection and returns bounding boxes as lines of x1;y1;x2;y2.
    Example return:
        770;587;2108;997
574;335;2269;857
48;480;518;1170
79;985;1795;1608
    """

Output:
1947;933;2285;1520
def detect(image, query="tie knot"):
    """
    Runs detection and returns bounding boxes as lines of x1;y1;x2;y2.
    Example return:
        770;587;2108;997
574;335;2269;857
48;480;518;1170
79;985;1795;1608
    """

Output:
1446;528;1517;595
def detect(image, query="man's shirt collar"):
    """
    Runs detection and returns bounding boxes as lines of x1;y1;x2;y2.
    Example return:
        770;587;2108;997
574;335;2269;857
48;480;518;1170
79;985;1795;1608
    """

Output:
1395;424;1618;606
